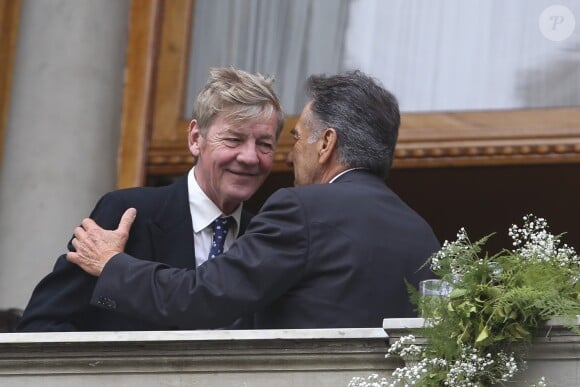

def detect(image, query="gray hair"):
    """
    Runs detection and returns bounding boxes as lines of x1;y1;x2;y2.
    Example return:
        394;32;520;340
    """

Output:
306;70;400;178
192;67;285;138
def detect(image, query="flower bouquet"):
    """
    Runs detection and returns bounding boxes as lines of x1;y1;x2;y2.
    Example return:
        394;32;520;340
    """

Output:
385;214;580;386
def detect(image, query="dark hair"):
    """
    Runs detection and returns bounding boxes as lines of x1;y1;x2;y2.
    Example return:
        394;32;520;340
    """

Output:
306;70;400;178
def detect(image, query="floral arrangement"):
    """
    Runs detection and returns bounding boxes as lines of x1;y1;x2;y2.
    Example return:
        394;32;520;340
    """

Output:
350;214;579;387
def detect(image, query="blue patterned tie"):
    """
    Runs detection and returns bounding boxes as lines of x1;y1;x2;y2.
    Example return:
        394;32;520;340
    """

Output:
208;216;233;260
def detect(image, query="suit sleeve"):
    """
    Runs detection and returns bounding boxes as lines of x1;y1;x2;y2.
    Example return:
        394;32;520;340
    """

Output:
91;189;309;329
16;193;133;332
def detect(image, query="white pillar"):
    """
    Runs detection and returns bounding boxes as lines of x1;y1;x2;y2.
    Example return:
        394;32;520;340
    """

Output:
0;0;130;309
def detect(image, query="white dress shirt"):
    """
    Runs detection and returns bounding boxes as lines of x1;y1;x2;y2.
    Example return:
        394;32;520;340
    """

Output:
187;168;242;267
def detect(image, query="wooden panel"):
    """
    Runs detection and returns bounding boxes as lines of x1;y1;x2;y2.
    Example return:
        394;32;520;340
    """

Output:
151;0;192;143
386;164;580;254
0;0;21;170
117;0;161;188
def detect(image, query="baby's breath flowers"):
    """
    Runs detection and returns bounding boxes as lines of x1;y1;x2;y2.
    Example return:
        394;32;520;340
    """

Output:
531;376;547;387
430;227;471;277
509;214;580;272
351;214;579;387
348;373;389;387
386;334;422;359
384;336;518;387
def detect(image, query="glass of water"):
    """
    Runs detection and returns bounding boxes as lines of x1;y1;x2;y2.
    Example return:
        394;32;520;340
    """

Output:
419;279;453;318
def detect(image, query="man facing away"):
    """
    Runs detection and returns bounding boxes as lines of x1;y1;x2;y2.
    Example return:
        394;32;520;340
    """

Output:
17;67;284;331
67;70;440;329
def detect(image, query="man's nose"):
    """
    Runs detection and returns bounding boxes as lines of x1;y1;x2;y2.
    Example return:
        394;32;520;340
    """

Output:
285;151;294;168
237;143;260;165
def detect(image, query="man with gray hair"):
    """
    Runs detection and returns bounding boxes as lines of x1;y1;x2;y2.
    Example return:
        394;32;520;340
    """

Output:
67;70;440;329
18;67;284;331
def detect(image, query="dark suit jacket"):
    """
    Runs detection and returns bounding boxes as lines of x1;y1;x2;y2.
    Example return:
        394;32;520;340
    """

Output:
91;170;440;329
17;175;253;331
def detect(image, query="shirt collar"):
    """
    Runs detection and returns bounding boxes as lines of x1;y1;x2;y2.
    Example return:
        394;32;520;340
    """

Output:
187;168;242;234
328;168;366;183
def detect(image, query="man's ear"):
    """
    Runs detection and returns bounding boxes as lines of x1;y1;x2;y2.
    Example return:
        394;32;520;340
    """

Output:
318;128;338;164
188;120;201;157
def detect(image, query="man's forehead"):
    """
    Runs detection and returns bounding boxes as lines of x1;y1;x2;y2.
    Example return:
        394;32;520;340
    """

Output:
214;120;276;138
296;105;315;131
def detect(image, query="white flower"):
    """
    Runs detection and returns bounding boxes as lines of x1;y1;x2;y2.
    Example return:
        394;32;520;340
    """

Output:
386;335;423;359
348;373;389;387
531;376;548;387
509;214;580;268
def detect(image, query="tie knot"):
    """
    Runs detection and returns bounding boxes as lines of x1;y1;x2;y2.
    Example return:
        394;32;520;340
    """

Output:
212;216;232;232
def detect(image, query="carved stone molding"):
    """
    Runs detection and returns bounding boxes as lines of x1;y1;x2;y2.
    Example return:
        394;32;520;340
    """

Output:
0;328;394;386
146;107;580;177
394;107;580;168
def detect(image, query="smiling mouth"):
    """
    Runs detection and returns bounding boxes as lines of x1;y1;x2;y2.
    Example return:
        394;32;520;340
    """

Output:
227;170;260;177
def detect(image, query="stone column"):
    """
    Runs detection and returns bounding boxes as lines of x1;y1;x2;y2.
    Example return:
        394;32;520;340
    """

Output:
0;0;130;309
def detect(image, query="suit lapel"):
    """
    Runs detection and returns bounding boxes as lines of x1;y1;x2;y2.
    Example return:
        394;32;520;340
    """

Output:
148;175;196;269
145;174;256;268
